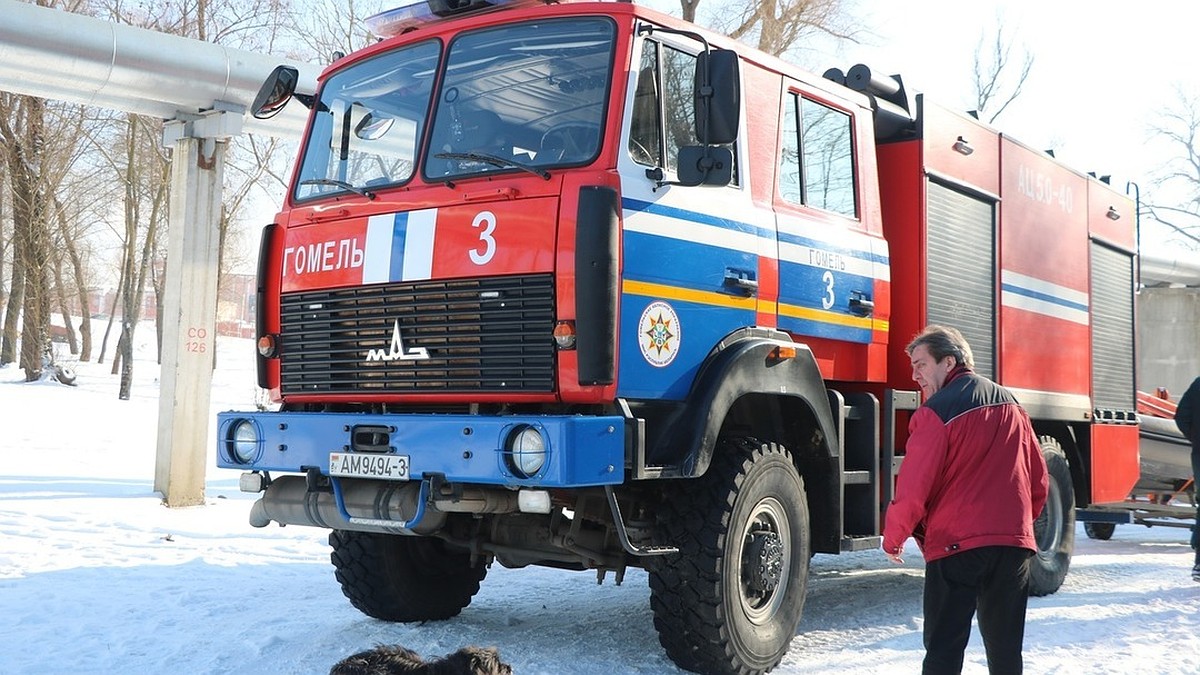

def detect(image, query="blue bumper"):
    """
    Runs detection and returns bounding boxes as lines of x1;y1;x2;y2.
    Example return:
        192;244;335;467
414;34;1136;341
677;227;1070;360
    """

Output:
216;410;626;487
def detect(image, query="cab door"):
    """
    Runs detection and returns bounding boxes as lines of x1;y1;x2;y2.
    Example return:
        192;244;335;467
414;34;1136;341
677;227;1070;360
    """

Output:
615;32;766;400
774;87;888;380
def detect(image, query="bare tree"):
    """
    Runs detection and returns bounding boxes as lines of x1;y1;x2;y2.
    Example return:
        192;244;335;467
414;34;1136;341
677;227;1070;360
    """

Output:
1150;87;1200;204
0;94;55;380
1143;86;1200;249
0;96;21;367
84;0;291;393
688;0;857;58
0;2;139;381
51;190;101;361
972;19;1034;125
38;103;112;362
0;167;7;329
109;114;170;398
286;0;385;62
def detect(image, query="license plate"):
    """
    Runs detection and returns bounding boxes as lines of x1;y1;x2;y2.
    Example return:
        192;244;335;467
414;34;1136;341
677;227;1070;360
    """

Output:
328;452;410;480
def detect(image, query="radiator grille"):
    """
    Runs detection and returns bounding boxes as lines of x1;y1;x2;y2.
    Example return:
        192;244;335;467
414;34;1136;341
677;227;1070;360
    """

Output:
279;274;555;395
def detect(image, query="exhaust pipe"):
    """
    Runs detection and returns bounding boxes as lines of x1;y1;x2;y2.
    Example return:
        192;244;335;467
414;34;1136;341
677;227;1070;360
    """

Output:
248;475;524;535
249;475;447;535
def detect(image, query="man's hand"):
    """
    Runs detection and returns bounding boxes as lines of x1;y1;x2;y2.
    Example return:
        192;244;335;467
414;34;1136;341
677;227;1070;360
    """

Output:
884;543;904;565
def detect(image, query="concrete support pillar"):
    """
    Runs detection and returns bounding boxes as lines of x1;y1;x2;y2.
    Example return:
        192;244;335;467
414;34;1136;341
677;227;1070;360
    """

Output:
1137;287;1200;399
154;108;239;507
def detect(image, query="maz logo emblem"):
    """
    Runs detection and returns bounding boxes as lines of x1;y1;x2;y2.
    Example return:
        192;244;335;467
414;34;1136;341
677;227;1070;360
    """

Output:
366;320;430;362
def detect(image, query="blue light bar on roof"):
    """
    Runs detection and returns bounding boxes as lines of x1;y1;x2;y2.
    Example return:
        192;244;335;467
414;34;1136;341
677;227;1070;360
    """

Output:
366;0;546;38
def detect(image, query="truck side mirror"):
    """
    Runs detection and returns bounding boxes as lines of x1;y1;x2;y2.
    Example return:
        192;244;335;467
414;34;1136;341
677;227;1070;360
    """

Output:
252;66;300;120
694;49;740;146
676;145;733;187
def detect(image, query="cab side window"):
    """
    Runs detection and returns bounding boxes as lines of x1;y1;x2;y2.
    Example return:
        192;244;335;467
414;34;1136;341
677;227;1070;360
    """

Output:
780;92;857;217
660;44;699;174
629;41;697;172
629;47;662;166
629;38;737;183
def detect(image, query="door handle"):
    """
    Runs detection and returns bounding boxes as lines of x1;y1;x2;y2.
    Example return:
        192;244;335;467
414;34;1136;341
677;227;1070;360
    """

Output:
723;268;758;295
848;290;874;317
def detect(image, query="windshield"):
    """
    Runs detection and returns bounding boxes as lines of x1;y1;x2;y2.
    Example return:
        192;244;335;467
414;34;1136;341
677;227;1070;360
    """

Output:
424;17;615;180
294;40;440;201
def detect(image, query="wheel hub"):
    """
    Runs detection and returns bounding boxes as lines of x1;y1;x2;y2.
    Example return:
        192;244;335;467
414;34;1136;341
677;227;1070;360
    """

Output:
744;529;784;594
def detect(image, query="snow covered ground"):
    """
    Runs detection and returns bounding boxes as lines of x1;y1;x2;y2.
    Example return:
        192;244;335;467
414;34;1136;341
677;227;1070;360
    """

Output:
1;330;1198;674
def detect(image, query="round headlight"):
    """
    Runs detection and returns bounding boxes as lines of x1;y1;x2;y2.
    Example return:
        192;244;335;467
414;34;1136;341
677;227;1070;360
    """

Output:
506;425;546;478
230;420;260;464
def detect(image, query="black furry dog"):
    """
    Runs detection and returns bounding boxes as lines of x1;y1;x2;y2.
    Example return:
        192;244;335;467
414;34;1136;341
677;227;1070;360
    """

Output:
329;645;513;675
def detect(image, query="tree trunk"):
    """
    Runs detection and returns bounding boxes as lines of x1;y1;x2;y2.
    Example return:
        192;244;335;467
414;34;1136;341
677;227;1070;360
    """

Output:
154;261;164;364
97;273;122;365
112;331;124;377
51;251;80;355
17;252;48;382
1;95;53;381
55;195;93;361
114;115;168;399
1;244;22;365
117;116;140;399
0;176;7;333
679;0;699;23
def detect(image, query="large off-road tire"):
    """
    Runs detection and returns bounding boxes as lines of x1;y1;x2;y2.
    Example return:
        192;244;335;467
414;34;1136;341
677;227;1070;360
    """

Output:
1083;522;1116;540
649;437;810;675
329;530;486;621
1029;436;1075;596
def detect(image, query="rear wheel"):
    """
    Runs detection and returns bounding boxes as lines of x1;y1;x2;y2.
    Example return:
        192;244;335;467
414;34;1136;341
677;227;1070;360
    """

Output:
1029;436;1075;596
649;437;810;675
1084;522;1116;540
329;530;487;621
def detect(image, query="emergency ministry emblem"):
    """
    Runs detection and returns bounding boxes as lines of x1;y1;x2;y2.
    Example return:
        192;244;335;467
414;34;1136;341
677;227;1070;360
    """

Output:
639;301;680;367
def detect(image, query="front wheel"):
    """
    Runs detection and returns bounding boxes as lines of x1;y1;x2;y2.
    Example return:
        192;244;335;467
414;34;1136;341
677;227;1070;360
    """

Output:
649;437;810;675
1029;436;1075;596
329;530;487;621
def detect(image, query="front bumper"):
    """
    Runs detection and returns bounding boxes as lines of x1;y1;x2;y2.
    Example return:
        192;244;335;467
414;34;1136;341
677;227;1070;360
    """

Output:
216;410;626;487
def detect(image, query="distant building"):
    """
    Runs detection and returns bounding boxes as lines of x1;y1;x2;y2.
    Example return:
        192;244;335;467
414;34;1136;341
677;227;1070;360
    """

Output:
217;273;255;338
70;273;254;339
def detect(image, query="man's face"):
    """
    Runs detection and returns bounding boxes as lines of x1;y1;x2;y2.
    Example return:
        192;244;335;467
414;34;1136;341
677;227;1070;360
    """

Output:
910;344;955;399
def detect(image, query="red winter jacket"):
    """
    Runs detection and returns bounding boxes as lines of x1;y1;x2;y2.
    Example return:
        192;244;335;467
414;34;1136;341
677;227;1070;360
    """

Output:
882;366;1049;563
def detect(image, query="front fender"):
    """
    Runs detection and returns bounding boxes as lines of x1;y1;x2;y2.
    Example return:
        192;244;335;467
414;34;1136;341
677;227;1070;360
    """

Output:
651;332;839;477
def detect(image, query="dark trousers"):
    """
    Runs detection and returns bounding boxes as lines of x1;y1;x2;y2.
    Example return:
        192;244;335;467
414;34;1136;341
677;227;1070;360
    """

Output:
922;546;1033;675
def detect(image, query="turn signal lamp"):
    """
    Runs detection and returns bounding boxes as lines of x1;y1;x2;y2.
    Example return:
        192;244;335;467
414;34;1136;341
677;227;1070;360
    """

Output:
768;345;797;362
257;334;279;358
553;321;577;350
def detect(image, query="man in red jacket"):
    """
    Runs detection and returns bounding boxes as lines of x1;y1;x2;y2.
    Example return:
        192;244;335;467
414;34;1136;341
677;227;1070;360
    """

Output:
883;325;1049;675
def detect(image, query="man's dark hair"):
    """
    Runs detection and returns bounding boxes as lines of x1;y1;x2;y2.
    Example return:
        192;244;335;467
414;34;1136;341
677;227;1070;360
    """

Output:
906;324;974;369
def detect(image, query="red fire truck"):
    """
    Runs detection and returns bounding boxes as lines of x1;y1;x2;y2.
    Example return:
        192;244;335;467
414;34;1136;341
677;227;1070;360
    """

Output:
219;0;1139;672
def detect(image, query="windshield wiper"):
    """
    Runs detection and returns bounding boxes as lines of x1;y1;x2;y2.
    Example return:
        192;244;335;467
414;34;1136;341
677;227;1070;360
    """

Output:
299;178;377;200
434;152;551;180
